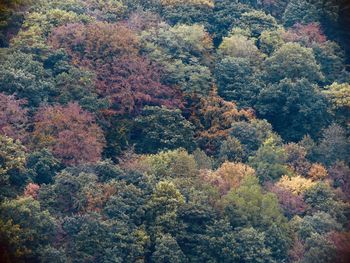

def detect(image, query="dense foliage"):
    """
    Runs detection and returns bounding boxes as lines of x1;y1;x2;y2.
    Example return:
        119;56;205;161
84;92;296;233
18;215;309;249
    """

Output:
0;0;349;262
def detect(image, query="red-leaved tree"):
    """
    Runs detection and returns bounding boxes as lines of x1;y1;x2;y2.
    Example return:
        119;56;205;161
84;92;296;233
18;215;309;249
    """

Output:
0;93;28;141
96;56;181;115
33;103;105;165
49;22;140;67
283;23;327;47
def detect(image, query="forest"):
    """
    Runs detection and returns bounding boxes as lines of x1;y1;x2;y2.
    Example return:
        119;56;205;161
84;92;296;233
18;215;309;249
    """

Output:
0;0;349;262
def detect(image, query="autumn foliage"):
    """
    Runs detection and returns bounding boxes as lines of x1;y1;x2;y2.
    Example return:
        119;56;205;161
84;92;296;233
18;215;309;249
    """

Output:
95;55;181;115
49;22;139;67
33;103;105;165
0;93;28;141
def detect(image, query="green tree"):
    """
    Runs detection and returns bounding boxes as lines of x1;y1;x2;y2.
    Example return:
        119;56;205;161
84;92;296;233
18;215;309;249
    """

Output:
234;227;273;263
141;23;213;96
223;174;288;230
312;41;349;85
315;124;350;166
146;181;185;235
264;43;323;83
0;51;54;106
249;136;290;182
218;33;263;60
302;233;337;263
215;56;263;107
26;148;62;184
143;148;198;179
230;119;274;159
255;78;330;141
258;29;285;55
0;135;28;199
211;0;252;44
151;234;187;263
323;82;350;129
133;106;195;154
240;10;278;38
283;0;319;27
53;66;108;113
0;197;56;261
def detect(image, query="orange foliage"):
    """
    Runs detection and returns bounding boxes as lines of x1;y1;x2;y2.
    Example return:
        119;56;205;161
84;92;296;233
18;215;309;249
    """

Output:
24;183;40;199
49;22;139;67
33;103;105;165
84;182;117;213
189;89;254;155
200;161;255;195
308;163;328;181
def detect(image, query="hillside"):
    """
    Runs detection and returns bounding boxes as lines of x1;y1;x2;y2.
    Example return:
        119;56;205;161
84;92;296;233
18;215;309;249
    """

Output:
0;1;349;262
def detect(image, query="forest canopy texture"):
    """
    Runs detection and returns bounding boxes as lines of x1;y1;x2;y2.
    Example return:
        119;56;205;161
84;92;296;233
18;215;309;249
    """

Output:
0;0;350;263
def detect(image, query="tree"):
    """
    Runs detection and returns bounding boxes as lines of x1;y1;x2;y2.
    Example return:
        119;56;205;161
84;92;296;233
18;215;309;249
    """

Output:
189;91;254;156
328;161;350;199
267;184;307;219
95;55;180;115
218;33;263;60
0;0;32;47
230;119;273;159
83;0;126;22
0;197;56;261
215;56;263;107
284;143;311;176
0;51;54;106
249;136;291;182
60;214;116;263
255;78;330;141
303;183;345;220
312;41;348;85
146;181;185;235
323;82;350;128
277;175;315;195
141;23;213;96
142;148;198;179
0;93;28;141
161;1;213;29
192;148;213;170
315;124;350;166
283;23;327;47
218;136;244;163
0;135;28;199
211;0;252;44
259;28;285;55
264;43;323;83
282;0;320;27
133;106;195;154
240;10;278;37
302;233;337;263
160;0;213;7
151;234;187;263
33;103;105;165
38;171;99;215
200;162;255;195
223;175;288;230
26;148;61;184
53;66;107;113
234;227;273;263
307;163;328;181
49;22;139;67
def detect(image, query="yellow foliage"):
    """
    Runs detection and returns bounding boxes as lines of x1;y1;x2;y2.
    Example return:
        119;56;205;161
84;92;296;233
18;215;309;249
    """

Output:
323;82;350;109
200;162;255;195
219;34;262;59
277;175;316;195
307;163;328;180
